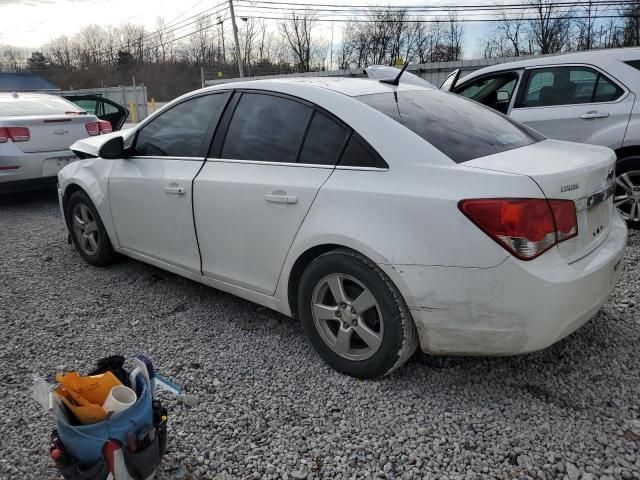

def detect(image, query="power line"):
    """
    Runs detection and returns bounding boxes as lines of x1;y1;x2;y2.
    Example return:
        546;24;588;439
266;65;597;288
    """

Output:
235;6;622;20
236;13;628;23
235;0;635;10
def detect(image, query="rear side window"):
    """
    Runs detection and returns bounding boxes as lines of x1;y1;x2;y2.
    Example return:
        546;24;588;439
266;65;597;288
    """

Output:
357;90;540;163
339;135;387;168
0;95;82;116
299;112;349;165
222;93;312;163
519;66;623;107
134;93;229;157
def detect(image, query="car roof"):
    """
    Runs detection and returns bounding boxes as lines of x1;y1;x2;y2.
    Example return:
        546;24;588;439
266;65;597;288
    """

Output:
204;76;430;97
461;47;640;80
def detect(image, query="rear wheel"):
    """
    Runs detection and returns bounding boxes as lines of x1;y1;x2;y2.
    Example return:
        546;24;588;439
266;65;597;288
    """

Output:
298;248;418;379
65;190;116;266
615;156;640;229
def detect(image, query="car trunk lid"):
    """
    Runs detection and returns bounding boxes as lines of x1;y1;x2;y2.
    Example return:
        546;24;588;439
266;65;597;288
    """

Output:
0;113;99;153
463;139;617;263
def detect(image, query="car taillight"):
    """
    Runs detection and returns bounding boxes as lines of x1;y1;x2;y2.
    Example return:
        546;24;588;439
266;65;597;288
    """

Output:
0;127;30;142
98;120;113;134
85;122;100;136
459;198;578;260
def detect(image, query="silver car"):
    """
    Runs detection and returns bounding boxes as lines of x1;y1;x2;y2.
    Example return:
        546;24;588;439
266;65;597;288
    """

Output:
441;48;640;228
0;92;111;193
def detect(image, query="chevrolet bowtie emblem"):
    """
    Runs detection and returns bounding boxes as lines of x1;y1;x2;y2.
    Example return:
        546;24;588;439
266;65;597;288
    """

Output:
53;128;68;135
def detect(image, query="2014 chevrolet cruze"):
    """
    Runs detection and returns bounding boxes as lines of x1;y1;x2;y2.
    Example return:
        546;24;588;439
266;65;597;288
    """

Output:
58;77;627;378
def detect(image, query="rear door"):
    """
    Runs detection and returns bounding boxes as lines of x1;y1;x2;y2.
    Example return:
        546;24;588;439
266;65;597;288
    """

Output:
194;91;350;295
108;92;230;273
510;65;634;148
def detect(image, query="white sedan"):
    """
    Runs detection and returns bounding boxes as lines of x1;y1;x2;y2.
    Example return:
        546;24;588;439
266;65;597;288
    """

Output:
58;78;627;378
0;92;112;193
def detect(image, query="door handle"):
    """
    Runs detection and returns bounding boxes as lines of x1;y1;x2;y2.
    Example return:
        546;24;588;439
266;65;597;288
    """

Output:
264;193;297;204
164;185;185;195
580;111;610;120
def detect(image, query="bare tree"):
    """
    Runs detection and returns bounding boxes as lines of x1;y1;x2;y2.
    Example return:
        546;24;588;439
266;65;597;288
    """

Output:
46;36;73;69
575;0;600;50
444;14;464;61
528;0;572;54
497;12;528;56
280;12;315;71
619;0;640;46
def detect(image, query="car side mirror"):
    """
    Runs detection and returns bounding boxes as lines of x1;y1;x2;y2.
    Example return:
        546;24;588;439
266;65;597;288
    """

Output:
496;91;510;102
99;136;124;159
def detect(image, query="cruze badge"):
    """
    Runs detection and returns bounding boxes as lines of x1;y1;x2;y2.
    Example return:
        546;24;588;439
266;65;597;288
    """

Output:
561;183;579;193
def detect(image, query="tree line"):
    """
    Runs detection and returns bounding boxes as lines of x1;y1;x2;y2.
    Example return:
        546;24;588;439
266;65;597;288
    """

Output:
0;0;638;100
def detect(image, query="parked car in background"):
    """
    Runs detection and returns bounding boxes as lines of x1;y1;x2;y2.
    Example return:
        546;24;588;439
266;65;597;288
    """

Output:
440;48;640;227
64;95;129;131
58;78;626;378
0;92;112;193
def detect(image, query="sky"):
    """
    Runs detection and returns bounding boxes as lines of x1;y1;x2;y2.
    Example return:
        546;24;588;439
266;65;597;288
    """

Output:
0;0;491;57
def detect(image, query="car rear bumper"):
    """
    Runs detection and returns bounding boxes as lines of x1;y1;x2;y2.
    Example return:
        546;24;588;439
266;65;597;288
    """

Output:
0;150;78;187
382;212;628;355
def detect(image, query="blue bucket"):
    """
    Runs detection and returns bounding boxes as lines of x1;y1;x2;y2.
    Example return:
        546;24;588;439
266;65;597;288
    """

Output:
56;376;153;462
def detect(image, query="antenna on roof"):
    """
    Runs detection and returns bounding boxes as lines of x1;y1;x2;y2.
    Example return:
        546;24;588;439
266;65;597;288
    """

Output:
380;62;410;86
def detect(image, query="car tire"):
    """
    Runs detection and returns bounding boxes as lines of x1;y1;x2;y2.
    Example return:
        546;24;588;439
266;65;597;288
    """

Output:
65;189;116;266
297;248;418;379
615;156;640;229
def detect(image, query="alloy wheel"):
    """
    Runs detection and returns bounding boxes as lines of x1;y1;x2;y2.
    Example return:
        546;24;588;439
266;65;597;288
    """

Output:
72;203;99;256
310;273;384;361
615;171;640;223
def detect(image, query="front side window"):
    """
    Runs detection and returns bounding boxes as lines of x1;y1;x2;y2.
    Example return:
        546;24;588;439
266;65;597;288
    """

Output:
357;90;541;163
134;93;229;157
456;73;519;114
519;66;623;108
221;93;312;163
72;99;98;114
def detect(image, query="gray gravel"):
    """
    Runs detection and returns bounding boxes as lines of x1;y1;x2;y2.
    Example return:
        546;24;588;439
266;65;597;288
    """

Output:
0;188;639;480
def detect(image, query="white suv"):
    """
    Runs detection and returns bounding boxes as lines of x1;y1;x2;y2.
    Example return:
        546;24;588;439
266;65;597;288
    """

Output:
442;48;640;228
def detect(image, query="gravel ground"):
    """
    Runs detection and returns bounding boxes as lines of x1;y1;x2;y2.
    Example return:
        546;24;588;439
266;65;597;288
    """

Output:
0;188;639;480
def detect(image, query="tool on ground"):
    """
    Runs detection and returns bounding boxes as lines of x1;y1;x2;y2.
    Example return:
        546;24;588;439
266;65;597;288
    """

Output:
37;354;170;480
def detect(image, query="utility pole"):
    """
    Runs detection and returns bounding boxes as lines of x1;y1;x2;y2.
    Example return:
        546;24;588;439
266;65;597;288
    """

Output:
329;21;334;71
228;0;244;78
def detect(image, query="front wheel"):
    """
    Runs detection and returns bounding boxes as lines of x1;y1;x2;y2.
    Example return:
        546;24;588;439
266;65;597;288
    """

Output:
65;190;116;266
615;156;640;229
298;249;418;379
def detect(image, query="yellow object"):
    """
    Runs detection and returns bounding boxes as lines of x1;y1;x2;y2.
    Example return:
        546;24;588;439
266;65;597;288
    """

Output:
55;386;108;424
129;99;138;123
151;97;157;112
56;371;122;405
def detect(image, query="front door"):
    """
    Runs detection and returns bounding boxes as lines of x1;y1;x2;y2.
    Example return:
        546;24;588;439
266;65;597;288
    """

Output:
194;92;351;295
109;92;230;273
510;65;633;148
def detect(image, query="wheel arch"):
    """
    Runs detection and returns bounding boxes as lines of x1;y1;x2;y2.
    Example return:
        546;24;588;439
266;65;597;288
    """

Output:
284;241;415;320
615;145;640;163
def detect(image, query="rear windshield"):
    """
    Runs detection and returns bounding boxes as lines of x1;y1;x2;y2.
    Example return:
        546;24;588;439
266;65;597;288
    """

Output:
357;90;542;163
0;95;83;117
